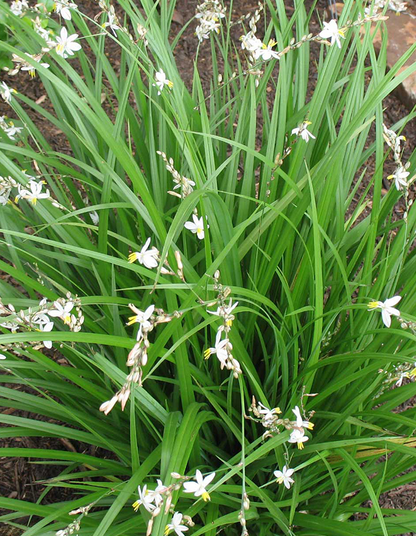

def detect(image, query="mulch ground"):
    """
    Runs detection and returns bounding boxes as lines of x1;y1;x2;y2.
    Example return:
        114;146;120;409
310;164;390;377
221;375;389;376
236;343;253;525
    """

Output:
1;0;416;534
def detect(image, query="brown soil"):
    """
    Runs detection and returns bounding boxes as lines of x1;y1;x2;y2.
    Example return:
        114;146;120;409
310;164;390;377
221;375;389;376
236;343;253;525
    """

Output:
1;0;416;534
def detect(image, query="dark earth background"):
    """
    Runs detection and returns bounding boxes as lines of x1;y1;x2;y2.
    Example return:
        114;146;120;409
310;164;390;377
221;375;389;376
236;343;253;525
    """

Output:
1;0;416;534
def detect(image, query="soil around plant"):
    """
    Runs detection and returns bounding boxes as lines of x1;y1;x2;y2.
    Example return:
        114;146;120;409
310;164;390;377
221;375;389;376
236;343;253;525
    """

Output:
1;0;416;534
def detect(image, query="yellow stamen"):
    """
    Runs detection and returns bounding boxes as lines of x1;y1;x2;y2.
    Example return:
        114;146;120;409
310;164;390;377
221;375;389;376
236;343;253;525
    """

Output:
409;368;416;377
297;441;304;450
63;314;71;325
368;301;380;309
31;198;37;205
274;407;282;414
164;526;170;536
226;319;233;327
306;422;314;430
127;315;138;326
276;476;284;484
128;252;138;263
201;491;211;501
204;348;211;359
167;80;174;89
197;227;203;235
132;500;140;512
56;44;64;54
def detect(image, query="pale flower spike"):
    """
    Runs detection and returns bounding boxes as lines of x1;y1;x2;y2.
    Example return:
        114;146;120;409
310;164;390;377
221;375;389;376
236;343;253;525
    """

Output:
183;470;215;501
274;465;295;489
368;296;401;328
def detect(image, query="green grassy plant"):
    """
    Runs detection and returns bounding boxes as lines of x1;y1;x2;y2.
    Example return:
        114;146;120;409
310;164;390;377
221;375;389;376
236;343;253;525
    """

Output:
1;0;416;534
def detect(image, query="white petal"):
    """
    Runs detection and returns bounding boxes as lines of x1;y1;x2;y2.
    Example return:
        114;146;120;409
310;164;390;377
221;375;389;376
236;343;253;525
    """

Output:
385;296;401;307
381;309;391;328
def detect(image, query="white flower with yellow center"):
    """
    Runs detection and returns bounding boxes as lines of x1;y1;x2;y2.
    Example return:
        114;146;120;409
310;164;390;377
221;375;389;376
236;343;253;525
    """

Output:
288;428;309;450
291;121;315;142
153;69;173;95
368;296;401;328
55;1;78;21
132;484;163;513
127;304;154;340
128;237;159;269
183;470;215;501
16;180;50;204
165;512;189;536
319;19;345;48
274;465;295;489
55;27;82;58
184;214;207;240
1;82;15;103
388;166;410;191
204;330;229;367
292;405;314;431
49;301;74;325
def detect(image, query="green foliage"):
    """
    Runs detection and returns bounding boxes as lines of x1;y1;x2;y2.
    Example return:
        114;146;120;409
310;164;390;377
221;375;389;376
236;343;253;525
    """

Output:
0;0;416;534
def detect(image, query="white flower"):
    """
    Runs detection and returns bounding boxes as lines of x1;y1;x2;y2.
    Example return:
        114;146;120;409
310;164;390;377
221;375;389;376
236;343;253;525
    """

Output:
37;320;54;349
10;0;29;16
16;180;50;204
153;69;173;95
257;402;281;425
204;330;229;367
55;27;82;58
90;211;99;225
368;296;401;328
292;406;314;431
184;214;208;240
240;31;263;54
103;6;120;35
133;484;163;513
20;55;50;78
274;465;295;489
291;122;316;142
1;82;14;103
128;238;159;269
183;469;215;501
207;299;238;326
127;304;154;340
55;1;78;21
166;512;189;536
288;428;309;449
3;123;23;141
254;40;279;61
49;301;74;325
389;166;410;191
0;354;6;360
319;19;345;49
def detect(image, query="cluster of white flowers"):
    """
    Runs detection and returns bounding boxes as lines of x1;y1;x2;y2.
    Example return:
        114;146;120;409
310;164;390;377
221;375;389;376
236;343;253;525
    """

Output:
195;0;226;42
0;295;83;355
157;151;196;199
250;399;315;449
204;272;241;377
383;124;413;194
132;471;212;535
10;0;29;16
0;116;23;141
365;0;407;14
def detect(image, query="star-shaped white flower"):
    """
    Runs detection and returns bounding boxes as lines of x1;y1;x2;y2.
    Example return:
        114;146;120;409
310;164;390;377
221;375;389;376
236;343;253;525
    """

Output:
184;214;208;240
17;180;50;204
49;301;74;325
368;296;401;328
204;330;229;367
133;484;163;513
183;470;215;501
1;82;14;103
128;237;159;269
165;512;189;536
319;19;345;48
288;428;309;449
55;1;77;20
274;465;295;489
292;405;314;431
389;166;410;191
153;69;173;95
291;122;316;142
3;123;23;141
127;304;155;340
55;27;82;58
255;40;279;61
